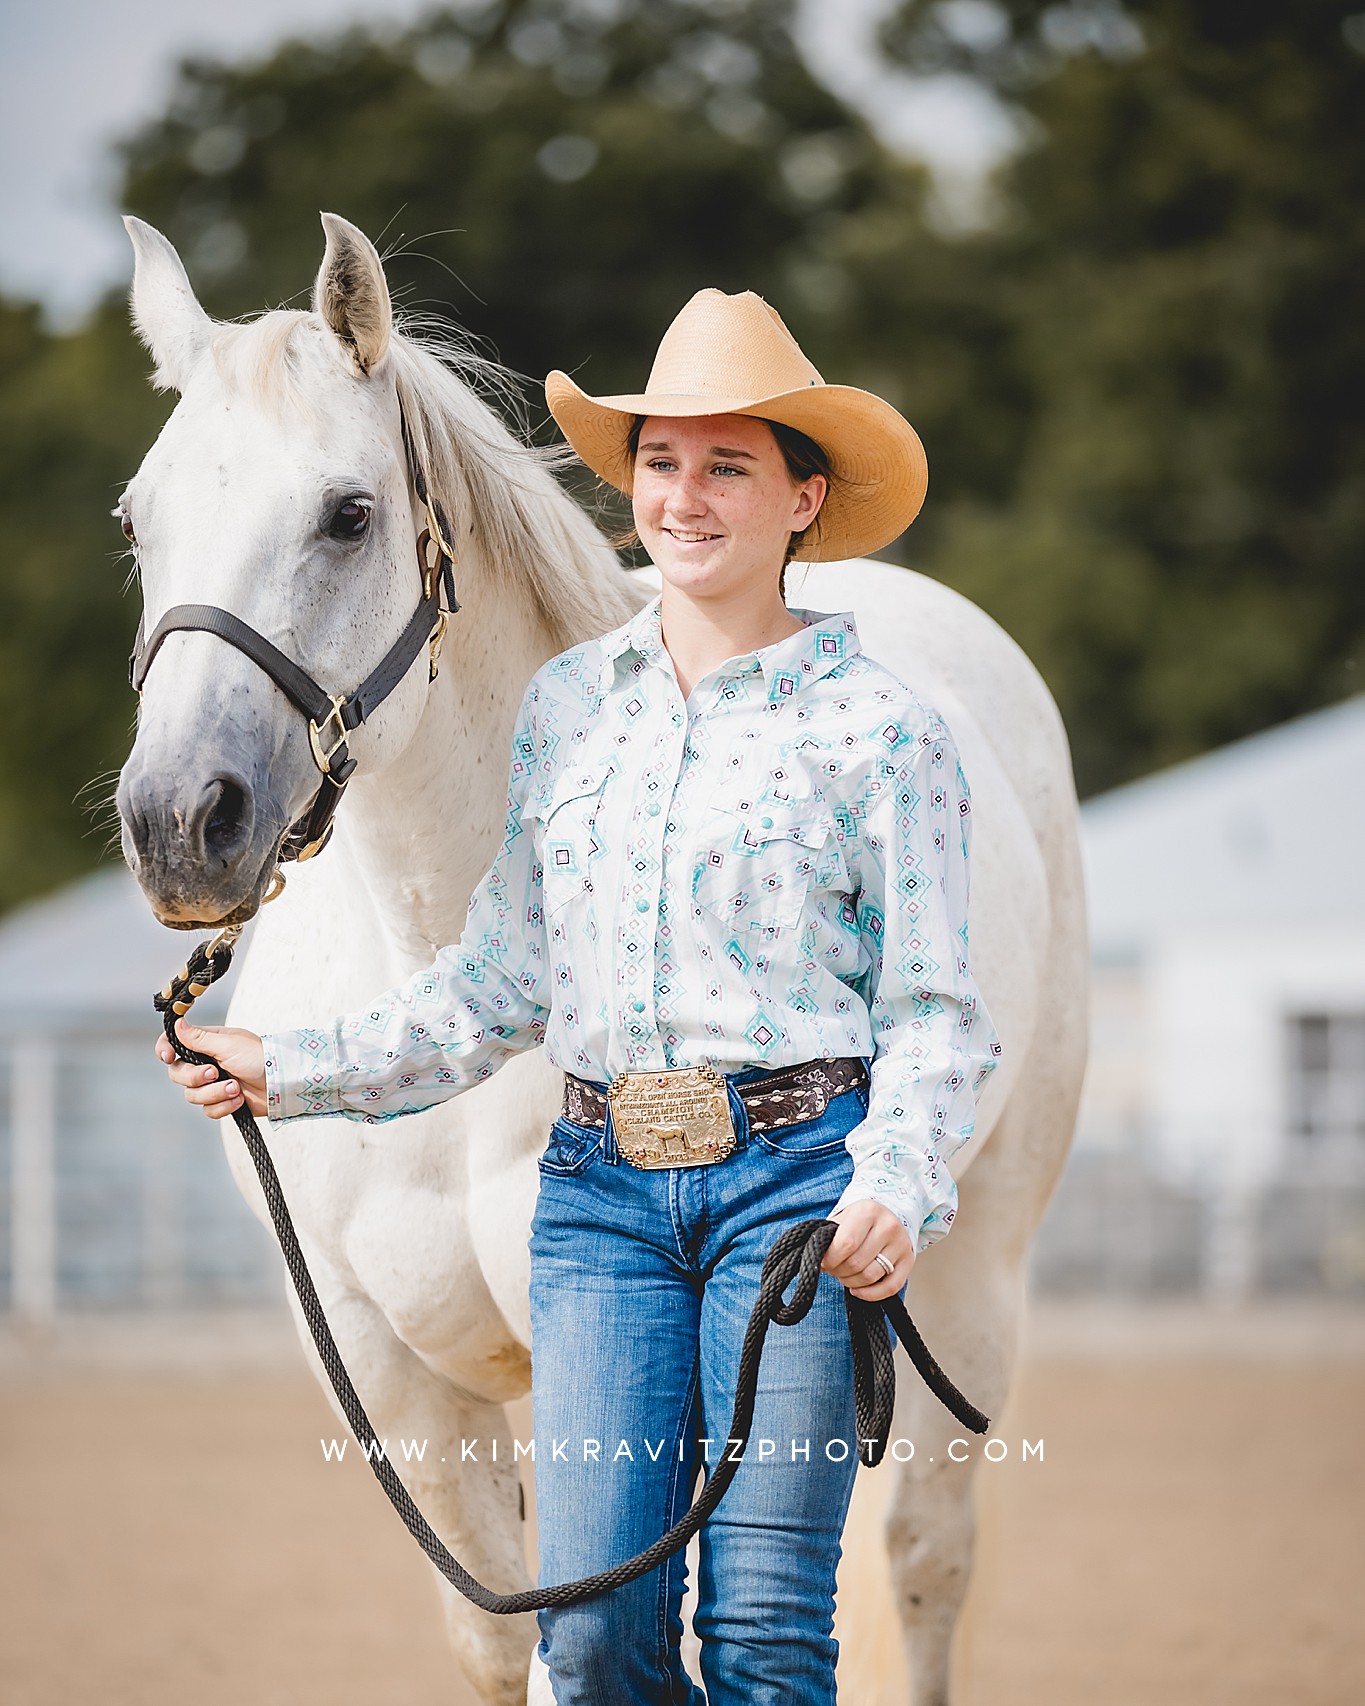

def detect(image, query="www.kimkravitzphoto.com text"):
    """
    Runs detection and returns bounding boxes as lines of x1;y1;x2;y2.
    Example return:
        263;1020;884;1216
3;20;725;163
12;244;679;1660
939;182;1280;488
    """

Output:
318;1436;1046;1466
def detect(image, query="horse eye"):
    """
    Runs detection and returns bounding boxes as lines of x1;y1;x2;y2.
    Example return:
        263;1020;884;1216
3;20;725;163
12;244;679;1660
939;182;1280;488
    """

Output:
326;497;372;542
116;509;136;544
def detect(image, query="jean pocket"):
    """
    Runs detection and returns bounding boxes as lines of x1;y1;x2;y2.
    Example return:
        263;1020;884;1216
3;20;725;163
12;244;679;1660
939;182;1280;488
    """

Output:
538;1117;602;1178
751;1089;862;1159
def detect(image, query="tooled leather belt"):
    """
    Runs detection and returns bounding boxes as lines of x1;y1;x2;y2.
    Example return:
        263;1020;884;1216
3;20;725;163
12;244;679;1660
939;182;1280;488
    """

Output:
563;1056;868;1138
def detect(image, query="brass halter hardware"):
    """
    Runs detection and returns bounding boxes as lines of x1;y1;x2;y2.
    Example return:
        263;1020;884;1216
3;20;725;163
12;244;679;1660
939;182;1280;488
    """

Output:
205;921;245;960
208;866;284;950
307;693;351;777
427;608;449;681
422;495;457;586
419;515;455;682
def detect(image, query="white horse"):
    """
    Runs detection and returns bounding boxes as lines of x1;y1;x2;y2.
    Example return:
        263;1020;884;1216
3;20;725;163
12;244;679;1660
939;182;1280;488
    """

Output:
116;211;1087;1705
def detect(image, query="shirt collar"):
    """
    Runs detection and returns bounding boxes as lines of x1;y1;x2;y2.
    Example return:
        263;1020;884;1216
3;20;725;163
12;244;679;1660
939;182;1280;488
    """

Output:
599;596;862;699
599;596;669;685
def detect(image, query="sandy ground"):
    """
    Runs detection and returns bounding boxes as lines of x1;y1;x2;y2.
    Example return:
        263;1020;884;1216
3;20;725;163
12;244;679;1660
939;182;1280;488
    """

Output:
1;1302;1362;1706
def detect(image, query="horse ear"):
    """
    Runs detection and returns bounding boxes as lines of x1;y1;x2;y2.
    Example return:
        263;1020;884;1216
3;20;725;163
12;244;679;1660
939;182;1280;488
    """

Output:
123;216;212;392
314;213;391;376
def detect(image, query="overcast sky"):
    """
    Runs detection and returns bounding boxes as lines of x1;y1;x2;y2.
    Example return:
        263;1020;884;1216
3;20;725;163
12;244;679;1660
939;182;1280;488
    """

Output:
0;0;1015;326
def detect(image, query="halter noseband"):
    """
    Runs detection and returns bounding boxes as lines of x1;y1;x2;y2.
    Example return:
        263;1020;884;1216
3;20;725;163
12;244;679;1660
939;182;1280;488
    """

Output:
127;402;460;868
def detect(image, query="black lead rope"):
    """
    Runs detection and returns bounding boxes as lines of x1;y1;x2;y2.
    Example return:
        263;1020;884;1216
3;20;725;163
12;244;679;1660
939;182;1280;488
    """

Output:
158;936;989;1616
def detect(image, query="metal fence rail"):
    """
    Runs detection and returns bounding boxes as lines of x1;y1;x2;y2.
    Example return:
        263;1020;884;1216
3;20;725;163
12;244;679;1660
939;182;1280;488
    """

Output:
2;1025;283;1318
4;1029;1364;1313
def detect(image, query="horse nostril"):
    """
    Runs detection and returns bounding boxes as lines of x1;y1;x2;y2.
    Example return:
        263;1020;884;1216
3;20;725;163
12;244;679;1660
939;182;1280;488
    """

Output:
203;777;250;861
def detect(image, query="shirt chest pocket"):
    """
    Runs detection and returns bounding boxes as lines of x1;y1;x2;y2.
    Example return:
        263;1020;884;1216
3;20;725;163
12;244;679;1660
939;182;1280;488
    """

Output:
528;764;617;921
693;794;844;934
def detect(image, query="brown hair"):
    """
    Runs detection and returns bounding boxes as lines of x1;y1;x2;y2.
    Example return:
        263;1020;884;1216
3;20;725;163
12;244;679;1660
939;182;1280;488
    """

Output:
610;415;835;599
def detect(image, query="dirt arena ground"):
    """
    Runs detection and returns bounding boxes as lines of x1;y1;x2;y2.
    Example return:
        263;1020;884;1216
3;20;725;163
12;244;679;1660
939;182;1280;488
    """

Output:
2;1300;1362;1706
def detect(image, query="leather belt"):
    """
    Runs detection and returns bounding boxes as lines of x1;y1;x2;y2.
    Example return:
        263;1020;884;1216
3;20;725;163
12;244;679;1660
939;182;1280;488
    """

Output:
562;1056;868;1163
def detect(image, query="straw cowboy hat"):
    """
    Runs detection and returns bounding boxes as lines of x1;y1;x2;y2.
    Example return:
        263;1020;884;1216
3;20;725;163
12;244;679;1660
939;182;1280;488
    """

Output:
544;288;928;563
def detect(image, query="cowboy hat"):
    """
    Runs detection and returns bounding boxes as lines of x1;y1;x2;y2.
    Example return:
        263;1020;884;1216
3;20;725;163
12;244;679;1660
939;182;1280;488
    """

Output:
544;288;927;562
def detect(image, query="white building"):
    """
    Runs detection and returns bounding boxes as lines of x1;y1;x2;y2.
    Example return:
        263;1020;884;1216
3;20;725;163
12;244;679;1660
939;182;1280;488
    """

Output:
1059;694;1365;1298
0;869;279;1317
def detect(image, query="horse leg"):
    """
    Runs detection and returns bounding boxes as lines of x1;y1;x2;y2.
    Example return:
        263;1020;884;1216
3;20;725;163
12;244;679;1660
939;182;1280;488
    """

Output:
881;1210;1027;1706
287;1282;539;1705
881;1000;1087;1705
424;1391;540;1706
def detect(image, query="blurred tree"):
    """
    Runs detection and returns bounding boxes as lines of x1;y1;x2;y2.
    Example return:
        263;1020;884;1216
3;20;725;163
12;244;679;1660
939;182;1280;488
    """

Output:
0;297;171;907
1;0;1361;913
117;0;925;404
0;0;932;914
878;0;1365;787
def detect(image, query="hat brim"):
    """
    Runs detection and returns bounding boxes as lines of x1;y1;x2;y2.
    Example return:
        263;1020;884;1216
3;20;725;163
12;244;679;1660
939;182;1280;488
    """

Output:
544;371;928;563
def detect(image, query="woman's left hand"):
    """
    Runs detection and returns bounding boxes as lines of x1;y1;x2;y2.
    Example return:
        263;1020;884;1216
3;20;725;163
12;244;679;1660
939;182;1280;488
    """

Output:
820;1201;915;1301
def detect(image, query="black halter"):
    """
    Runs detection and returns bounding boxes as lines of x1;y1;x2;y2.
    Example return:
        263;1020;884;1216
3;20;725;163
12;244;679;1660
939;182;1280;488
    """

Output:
127;407;460;866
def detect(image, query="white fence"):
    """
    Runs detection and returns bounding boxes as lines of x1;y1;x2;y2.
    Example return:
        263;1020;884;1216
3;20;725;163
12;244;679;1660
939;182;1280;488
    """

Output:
1026;1144;1365;1299
1;1023;283;1317
4;1027;1364;1313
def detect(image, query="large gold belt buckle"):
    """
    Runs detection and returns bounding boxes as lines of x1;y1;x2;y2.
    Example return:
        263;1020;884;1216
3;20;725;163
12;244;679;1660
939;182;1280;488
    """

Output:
608;1065;738;1169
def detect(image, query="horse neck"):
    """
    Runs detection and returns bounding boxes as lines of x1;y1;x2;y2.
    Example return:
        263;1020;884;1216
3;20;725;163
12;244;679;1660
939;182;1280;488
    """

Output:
314;346;641;968
337;557;558;966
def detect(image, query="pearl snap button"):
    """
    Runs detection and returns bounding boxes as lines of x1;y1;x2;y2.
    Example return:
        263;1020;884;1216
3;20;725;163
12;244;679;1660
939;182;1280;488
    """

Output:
632;999;645;1013
760;815;773;828
636;899;649;913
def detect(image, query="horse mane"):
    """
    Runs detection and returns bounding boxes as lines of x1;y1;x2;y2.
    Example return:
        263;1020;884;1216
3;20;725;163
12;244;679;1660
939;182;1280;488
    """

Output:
208;309;640;650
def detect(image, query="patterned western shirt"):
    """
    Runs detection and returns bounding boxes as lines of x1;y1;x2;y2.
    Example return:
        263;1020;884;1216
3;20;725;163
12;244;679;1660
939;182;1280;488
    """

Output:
263;598;1001;1253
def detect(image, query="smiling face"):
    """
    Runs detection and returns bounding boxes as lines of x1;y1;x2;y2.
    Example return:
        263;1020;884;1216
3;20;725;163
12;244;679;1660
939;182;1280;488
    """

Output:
630;414;827;605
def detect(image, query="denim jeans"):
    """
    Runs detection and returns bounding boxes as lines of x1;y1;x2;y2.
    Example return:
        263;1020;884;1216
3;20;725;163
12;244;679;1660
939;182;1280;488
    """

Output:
529;1070;882;1706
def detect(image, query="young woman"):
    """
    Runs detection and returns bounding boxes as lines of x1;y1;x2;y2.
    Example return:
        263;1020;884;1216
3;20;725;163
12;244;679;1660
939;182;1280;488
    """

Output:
158;288;999;1706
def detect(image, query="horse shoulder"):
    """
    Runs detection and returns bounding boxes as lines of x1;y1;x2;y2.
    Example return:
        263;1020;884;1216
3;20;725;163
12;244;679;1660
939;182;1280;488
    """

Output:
797;559;1086;1166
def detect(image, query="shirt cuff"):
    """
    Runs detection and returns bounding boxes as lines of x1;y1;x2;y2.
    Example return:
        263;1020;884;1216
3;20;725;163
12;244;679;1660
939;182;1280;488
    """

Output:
830;1166;959;1256
262;1025;348;1124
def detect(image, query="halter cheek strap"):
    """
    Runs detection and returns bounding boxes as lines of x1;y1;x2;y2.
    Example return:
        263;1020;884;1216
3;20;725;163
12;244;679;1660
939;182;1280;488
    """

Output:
126;405;460;865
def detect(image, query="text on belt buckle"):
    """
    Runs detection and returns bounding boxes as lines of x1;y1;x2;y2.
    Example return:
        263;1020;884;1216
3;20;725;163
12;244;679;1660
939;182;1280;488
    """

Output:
608;1065;737;1169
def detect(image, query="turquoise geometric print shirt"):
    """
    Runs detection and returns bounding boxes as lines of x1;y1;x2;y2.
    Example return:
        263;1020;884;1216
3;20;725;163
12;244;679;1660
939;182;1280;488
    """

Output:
263;598;1001;1255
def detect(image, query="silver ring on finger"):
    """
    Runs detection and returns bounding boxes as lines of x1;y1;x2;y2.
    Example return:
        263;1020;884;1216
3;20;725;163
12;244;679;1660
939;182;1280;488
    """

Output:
873;1250;895;1278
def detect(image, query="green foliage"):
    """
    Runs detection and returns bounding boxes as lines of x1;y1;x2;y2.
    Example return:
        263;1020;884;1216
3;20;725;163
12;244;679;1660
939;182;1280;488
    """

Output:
879;0;1365;780
0;0;930;915
0;297;171;910
116;0;924;396
0;0;1361;913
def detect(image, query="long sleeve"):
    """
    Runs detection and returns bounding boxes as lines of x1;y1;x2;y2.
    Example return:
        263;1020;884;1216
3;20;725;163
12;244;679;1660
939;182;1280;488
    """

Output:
830;716;1001;1253
262;681;552;1125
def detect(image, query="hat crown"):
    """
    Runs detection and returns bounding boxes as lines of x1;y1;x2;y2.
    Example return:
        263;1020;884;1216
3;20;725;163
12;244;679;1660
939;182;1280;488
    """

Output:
644;288;823;402
543;283;929;561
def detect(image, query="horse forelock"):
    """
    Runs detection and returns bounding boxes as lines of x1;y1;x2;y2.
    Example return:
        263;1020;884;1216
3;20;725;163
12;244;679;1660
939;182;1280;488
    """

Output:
202;308;638;650
208;310;322;418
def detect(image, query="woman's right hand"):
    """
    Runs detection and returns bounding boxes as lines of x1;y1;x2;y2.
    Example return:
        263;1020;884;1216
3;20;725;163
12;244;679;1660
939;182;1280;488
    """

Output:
155;1019;267;1120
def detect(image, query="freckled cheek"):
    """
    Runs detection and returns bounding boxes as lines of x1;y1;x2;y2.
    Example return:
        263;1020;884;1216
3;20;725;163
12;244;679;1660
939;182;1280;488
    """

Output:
631;490;662;532
734;493;791;539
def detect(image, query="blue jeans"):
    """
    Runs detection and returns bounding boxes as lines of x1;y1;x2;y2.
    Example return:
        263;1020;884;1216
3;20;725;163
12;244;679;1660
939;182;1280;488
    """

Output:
529;1071;879;1706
